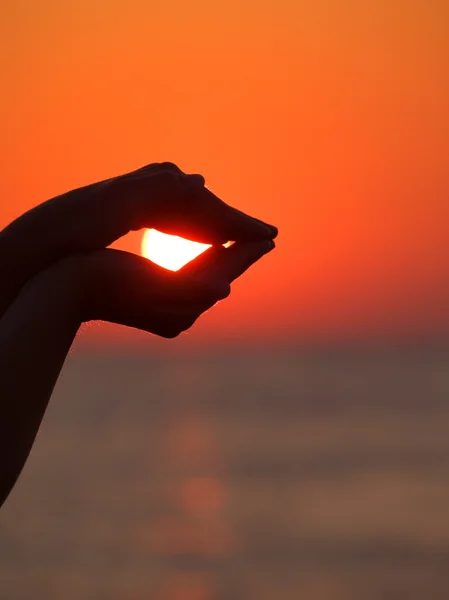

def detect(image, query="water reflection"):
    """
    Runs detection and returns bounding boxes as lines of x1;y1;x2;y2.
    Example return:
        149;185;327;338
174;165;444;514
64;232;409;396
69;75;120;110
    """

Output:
154;366;234;599
157;572;216;600
2;352;449;599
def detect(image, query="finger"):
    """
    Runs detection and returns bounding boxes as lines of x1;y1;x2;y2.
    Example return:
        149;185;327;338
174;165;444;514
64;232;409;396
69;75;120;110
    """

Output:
252;216;279;239
146;176;278;244
180;239;275;283
199;186;278;242
127;165;278;241
178;244;228;277
214;240;275;282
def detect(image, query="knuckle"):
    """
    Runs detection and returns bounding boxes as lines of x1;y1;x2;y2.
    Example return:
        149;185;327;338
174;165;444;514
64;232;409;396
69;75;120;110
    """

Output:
188;173;206;187
152;169;182;189
157;161;183;173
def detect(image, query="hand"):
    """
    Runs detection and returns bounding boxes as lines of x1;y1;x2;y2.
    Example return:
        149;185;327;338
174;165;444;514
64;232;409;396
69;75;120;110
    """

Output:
0;161;277;334
53;239;273;338
0;161;277;317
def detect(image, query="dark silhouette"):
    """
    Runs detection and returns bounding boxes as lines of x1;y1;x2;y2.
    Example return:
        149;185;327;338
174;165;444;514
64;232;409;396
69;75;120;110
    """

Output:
0;161;277;507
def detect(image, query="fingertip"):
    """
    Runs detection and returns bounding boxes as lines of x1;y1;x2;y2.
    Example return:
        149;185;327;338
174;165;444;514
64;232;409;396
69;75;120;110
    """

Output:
242;219;279;242
257;239;276;254
232;221;277;242
256;220;278;239
269;225;278;239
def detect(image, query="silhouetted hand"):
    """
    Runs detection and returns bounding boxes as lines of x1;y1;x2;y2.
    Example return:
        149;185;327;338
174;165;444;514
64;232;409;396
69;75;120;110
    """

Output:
0;162;277;319
68;241;273;338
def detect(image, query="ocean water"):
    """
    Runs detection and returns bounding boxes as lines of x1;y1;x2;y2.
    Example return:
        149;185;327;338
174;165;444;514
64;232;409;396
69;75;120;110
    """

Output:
1;348;449;599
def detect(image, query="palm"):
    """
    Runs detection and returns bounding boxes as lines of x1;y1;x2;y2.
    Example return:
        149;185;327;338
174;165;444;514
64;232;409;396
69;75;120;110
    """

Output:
76;239;273;338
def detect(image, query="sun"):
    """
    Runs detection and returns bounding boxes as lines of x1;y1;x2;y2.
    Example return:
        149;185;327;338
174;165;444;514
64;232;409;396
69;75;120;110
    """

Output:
141;229;211;271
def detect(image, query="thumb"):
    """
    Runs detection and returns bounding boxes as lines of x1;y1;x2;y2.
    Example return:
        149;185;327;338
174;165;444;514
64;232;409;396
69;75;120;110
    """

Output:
181;240;275;284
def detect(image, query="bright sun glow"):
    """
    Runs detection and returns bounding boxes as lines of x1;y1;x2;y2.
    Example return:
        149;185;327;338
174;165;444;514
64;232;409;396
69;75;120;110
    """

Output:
141;229;211;271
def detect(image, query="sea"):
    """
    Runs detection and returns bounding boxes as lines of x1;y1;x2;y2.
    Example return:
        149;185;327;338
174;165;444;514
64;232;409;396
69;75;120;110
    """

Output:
1;347;449;599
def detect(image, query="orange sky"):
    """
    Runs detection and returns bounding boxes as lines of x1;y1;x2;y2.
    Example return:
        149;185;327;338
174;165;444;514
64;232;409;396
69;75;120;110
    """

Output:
1;0;448;346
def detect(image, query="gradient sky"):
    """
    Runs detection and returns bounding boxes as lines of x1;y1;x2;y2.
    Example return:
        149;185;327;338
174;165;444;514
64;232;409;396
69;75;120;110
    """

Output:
1;0;448;346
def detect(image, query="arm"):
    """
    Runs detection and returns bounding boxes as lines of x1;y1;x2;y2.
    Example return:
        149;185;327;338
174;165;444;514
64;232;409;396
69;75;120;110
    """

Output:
0;161;277;507
0;259;83;506
0;241;274;507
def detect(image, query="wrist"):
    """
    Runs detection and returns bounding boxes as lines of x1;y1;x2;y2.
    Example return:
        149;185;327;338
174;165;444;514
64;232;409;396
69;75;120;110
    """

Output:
21;255;90;327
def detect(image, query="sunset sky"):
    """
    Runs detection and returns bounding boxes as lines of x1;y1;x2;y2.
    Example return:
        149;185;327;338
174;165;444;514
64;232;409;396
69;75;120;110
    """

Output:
1;0;448;346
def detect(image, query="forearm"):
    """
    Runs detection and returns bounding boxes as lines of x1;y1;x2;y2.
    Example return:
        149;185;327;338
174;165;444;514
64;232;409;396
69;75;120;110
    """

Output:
0;217;65;317
0;259;84;506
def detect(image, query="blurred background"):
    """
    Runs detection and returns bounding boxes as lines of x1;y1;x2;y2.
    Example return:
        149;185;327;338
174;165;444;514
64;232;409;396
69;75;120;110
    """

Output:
1;1;449;598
